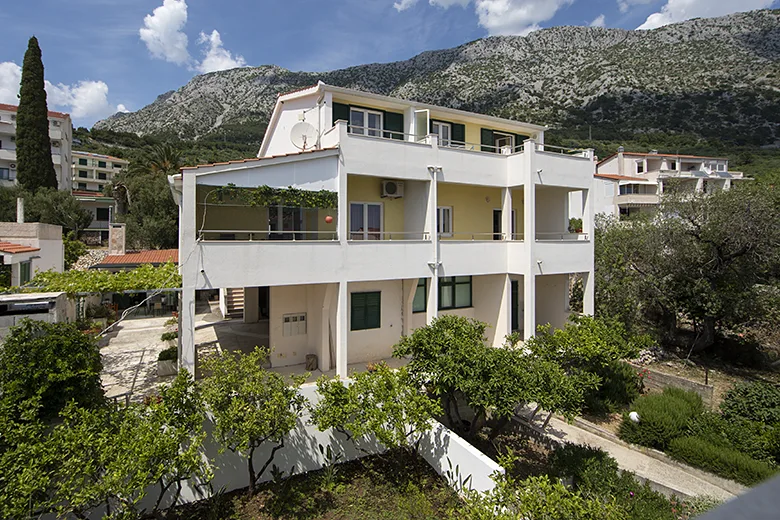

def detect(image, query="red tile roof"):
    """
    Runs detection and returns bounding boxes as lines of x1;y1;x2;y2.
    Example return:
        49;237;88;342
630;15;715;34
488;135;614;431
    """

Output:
0;241;40;254
97;249;178;266
181;146;338;171
278;85;319;98
595;173;648;182
72;190;109;197
0;103;70;119
599;151;727;165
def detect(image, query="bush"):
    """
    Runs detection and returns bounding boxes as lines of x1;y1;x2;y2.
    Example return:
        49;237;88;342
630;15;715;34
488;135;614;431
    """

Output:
688;411;780;465
63;231;87;270
720;381;780;425
161;331;178;342
618;388;703;450
158;346;177;362
86;304;115;320
584;360;643;415
668;436;777;486
0;319;104;422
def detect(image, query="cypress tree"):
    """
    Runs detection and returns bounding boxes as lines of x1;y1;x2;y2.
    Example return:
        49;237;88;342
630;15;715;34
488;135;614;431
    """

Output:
16;36;57;193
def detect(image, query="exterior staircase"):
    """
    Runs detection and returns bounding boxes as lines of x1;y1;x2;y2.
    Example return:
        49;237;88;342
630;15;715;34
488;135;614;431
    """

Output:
225;288;245;318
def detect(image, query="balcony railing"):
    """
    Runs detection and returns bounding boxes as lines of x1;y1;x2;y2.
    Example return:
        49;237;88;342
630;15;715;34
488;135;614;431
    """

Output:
536;232;589;241
200;230;338;241
344;124;524;155
615;193;659;206
348;231;429;241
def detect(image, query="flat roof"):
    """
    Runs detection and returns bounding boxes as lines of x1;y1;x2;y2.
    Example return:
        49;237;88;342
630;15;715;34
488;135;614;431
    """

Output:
0;292;64;303
181;146;338;171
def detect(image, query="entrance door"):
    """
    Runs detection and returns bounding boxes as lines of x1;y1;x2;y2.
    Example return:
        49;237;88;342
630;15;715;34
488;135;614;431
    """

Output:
511;280;520;333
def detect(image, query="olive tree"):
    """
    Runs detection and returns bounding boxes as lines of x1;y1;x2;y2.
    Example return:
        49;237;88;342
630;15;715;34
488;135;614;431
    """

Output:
310;363;441;453
200;347;307;495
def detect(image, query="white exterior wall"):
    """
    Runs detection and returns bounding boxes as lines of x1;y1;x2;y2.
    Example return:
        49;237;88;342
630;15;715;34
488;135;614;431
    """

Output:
536;274;570;331
347;280;404;364
0;223;64;277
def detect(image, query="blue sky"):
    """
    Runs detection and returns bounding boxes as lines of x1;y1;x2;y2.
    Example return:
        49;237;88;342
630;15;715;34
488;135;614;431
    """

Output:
0;0;776;127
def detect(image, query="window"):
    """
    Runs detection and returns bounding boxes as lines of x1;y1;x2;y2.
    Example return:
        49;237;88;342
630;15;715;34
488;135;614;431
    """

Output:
0;168;10;180
717;163;726;172
669;160;677;170
283;313;307;336
636;161;645;174
493;131;514;153
98;172;107;180
413;278;427;313
96;208;110;221
437;207;452;237
78;182;87;190
432;121;451;147
78;158;88;166
349;108;382;137
439;276;472;310
78;170;88;178
98;161;107;168
113;163;123;169
10;115;16;121
350;202;382;240
351;292;381;331
268;205;303;240
20;261;32;285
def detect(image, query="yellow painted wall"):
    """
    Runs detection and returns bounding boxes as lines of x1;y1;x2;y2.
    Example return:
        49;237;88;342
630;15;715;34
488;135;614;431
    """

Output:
437;183;501;240
347;175;405;237
512;188;525;236
464;123;481;148
196;186;268;236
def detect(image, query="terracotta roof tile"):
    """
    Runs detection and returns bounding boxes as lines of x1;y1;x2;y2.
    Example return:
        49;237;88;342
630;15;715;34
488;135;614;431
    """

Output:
278;85;319;98
0;241;40;254
0;103;70;119
72;190;109;197
96;249;178;266
181;146;338;171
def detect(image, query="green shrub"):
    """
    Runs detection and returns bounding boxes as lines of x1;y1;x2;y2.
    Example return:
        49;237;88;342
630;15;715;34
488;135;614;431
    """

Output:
668;436;777;486
688;412;780;465
86;304;115;320
161;331;178;342
720;381;780;425
618;388;703;450
158;346;177;362
584;360;643;415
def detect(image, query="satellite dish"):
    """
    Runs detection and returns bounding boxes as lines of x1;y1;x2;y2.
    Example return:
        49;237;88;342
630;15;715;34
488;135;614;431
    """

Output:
290;122;318;150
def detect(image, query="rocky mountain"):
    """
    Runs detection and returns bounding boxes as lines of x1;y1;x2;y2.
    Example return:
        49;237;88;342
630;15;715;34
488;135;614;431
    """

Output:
96;9;780;146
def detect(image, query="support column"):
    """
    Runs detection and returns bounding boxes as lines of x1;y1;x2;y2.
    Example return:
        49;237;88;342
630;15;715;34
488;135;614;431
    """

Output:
402;279;415;337
179;171;197;373
321;284;335;372
582;271;595;316
426;273;439;326
501;187;512;239
523;140;537;340
496;274;512;345
243;287;259;324
427;166;440;325
335;280;348;378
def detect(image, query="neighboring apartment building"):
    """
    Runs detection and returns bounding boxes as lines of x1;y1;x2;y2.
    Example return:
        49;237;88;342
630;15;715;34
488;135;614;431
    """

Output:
588;148;744;218
72;151;127;243
170;82;596;375
0;222;64;286
0;103;73;191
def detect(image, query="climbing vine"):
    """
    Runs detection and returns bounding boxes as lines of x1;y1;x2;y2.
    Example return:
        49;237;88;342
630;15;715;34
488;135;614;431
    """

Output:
24;263;181;294
210;184;338;208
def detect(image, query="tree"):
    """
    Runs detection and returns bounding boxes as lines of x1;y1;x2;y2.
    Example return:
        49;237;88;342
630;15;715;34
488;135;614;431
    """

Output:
27;188;93;233
0;319;104;422
15;37;57;193
310;363;441;453
64;231;87;269
200;347;307;494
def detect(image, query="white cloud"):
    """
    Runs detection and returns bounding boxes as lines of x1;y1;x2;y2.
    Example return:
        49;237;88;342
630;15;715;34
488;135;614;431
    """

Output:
393;0;418;11
394;0;469;12
139;0;191;65
474;0;574;36
590;14;607;27
116;104;130;113
638;0;776;30
0;62;22;104
618;0;655;14
196;30;247;73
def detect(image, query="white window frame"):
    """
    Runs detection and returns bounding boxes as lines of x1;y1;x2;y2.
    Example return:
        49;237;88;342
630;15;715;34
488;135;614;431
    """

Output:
636;161;645;174
349;107;383;137
493;131;514;153
437;206;453;237
432;121;452;147
282;313;307;337
349;201;383;240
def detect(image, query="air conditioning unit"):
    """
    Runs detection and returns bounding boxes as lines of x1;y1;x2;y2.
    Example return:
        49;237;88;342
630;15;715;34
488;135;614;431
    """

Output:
9;163;16;169
381;180;404;198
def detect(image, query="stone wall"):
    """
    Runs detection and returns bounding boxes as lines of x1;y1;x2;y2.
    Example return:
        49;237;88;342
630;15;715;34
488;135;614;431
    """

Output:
629;362;715;408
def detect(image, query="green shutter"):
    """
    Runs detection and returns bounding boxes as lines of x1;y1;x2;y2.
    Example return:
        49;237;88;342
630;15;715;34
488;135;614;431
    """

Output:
481;128;494;152
333;102;350;125
351;293;366;330
384;111;404;140
514;133;530;152
452;123;466;145
366;292;381;329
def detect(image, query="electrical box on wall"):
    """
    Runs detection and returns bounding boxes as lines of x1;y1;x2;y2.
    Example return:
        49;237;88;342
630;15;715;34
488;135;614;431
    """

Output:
283;313;307;337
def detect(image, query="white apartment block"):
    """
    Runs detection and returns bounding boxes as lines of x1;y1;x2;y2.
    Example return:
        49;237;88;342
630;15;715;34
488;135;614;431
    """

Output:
72;151;127;243
170;82;596;375
0;103;72;192
586;148;745;219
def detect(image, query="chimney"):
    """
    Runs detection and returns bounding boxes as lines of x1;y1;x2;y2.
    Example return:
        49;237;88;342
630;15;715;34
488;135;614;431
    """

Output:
649;149;658;155
16;197;24;224
617;147;625;177
109;223;126;256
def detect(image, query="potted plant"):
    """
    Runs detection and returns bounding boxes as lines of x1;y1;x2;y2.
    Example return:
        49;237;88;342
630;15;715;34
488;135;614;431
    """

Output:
568;217;583;234
157;346;178;376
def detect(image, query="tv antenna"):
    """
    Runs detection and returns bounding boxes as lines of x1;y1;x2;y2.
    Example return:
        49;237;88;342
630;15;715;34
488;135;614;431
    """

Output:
290;121;318;151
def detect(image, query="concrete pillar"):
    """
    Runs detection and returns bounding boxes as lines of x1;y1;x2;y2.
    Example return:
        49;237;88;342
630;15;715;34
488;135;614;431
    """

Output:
402;279;415;337
523;140;537;340
427;166;440;326
243;287;259;324
495;274;512;346
321;284;335;371
582;271;595;316
179;171;197;373
335;280;348;377
501;187;512;239
426;274;438;326
337;140;348;246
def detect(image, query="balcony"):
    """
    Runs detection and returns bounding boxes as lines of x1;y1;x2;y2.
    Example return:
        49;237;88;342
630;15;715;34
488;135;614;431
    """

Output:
0;149;15;161
615;193;660;206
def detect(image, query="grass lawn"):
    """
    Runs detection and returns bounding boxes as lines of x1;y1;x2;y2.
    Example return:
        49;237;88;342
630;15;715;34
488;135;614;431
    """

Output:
170;449;462;519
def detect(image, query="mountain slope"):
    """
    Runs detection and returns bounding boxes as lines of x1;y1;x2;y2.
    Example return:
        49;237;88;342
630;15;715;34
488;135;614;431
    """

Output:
96;9;780;146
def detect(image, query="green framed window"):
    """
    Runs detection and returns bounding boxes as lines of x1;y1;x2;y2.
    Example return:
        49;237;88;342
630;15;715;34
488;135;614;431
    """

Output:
439;276;472;310
351;291;381;331
78;158;88;165
413;278;426;313
19;261;32;285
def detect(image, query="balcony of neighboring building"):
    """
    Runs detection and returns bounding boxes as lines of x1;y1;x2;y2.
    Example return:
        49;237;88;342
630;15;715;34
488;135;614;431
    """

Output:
615;182;660;206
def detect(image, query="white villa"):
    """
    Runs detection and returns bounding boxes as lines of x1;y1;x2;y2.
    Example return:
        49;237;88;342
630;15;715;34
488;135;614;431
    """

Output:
72;151;128;243
170;82;596;376
586;148;745;219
